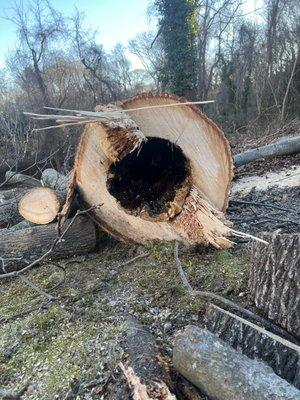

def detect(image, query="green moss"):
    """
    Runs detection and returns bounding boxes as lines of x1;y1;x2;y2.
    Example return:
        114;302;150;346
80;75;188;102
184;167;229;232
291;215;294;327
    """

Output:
0;242;250;398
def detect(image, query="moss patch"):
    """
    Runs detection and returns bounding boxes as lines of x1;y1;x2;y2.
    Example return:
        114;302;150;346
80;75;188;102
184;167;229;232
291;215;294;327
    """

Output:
0;243;250;398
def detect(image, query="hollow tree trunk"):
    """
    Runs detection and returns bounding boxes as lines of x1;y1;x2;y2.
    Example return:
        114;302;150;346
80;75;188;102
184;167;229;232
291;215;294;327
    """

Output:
249;233;300;338
65;93;234;248
0;216;96;272
234;135;300;167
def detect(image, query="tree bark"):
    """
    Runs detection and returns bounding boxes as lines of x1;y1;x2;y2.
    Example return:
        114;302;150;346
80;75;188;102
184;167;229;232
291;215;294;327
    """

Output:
173;326;300;400
4;171;42;187
249;233;300;338
204;303;300;388
0;216;96;272
0;188;30;228
234;135;300;166
41;168;69;194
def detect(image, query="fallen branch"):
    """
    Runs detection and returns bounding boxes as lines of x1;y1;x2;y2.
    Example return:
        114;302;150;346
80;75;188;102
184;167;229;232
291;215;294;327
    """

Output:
234;135;300;167
173;326;300;400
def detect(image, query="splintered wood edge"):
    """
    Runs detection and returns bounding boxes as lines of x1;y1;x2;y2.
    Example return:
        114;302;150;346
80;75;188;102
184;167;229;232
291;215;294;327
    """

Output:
121;92;234;212
18;187;62;225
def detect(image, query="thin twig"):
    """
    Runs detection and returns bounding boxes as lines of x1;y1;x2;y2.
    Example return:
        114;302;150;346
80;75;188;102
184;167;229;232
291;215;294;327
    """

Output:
18;275;56;302
116;252;149;268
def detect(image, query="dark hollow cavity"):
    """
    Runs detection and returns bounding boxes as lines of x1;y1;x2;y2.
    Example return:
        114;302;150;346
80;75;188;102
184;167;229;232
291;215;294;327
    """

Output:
107;137;190;217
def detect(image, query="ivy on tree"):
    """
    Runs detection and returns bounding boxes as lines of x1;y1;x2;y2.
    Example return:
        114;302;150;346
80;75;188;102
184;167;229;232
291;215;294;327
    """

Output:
155;0;199;99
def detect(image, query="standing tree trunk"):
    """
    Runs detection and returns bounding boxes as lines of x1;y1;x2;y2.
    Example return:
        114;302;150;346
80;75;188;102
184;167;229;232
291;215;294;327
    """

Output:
249;233;300;338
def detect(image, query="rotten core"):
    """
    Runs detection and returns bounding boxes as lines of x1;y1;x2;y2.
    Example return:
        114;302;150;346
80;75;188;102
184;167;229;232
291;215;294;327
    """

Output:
107;137;190;217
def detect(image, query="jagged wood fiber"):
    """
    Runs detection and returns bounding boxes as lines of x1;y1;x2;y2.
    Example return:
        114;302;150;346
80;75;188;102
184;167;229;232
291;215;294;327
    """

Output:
65;93;234;247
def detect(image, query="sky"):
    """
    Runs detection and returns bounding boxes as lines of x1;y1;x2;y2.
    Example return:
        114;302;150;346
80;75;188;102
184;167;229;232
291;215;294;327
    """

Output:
0;0;262;70
0;0;156;68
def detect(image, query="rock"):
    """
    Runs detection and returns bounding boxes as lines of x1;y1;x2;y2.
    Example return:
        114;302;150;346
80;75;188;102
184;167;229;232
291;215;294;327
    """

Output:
173;326;300;400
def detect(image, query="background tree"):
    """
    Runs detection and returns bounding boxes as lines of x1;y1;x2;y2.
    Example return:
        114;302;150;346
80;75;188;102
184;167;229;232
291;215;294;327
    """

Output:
154;0;200;98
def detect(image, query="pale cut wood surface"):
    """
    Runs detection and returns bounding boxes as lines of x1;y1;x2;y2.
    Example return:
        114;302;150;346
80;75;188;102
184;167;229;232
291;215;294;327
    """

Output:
18;187;62;224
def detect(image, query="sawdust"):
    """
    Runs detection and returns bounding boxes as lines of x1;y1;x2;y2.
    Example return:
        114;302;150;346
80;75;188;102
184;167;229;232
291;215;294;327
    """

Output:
232;165;300;196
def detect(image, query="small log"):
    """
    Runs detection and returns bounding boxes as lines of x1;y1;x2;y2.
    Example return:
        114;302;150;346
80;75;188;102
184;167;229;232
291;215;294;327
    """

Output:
18;187;63;224
108;315;179;399
204;303;300;388
0;216;96;272
234;135;300;166
41;168;69;193
173;326;300;400
0;188;30;228
4;171;41;187
249;233;300;338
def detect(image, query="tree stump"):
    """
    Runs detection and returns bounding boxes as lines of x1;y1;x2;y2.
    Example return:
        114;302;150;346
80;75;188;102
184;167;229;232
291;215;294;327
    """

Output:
249;233;300;338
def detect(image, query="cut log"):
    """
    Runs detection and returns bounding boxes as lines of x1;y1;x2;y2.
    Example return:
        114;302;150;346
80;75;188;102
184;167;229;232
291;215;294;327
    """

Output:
204;303;300;388
66;93;234;248
173;326;300;400
0;216;96;272
249;233;300;338
0;187;30;228
234;135;300;166
41;168;69;193
18;187;63;224
4;171;42;187
109;315;178;399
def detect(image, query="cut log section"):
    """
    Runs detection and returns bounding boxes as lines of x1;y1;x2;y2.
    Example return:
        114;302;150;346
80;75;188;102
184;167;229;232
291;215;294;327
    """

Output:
249;233;300;338
66;93;234;248
0;216;96;272
18;187;63;224
173;326;300;400
204;303;300;388
234;135;300;167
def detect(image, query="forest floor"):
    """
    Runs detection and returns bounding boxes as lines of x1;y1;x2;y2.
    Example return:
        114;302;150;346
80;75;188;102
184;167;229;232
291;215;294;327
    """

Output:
0;241;250;399
0;153;299;399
